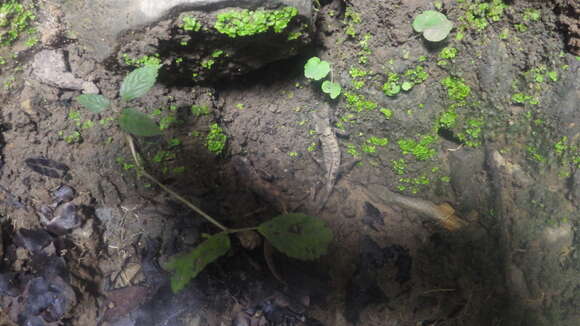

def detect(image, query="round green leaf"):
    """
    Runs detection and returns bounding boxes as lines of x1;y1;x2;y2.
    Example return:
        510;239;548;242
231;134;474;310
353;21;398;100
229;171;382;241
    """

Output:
119;108;162;137
258;213;333;260
423;20;453;42
120;65;160;101
412;10;453;42
304;57;331;81
165;232;231;293
321;80;342;99
76;94;110;113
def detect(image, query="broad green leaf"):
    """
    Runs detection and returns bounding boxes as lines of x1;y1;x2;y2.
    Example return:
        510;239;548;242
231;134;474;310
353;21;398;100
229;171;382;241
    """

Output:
165;232;231;293
412;10;453;42
119;108;162;136
120;65;160;101
321;80;341;99
304;57;330;81
258;213;333;260
76;94;110;113
423;19;453;42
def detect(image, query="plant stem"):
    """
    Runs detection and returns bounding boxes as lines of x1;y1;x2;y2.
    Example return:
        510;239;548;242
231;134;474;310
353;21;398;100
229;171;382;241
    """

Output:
126;135;230;232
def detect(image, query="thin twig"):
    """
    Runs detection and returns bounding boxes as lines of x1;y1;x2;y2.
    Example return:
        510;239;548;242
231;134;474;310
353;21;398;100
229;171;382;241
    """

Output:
126;135;229;232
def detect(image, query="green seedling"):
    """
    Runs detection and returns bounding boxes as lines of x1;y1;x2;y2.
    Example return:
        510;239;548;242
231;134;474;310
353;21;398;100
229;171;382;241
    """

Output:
441;76;471;101
181;16;202;31
304;57;342;99
76;65;162;136
206;123;227;154
412;10;453;42
345;92;377;112
343;7;361;37
511;92;538;105
398;135;437;161
383;72;401;96
380;108;393;119
0;0;36;47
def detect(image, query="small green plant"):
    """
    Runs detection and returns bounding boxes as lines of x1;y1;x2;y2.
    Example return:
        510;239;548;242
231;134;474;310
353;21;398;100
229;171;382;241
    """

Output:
214;7;298;37
460;0;507;32
439;47;458;60
398;135;437;161
304;57;341;99
206;123;227;154
380;108;393;119
391;159;407;175
511;92;538;105
522;8;540;22
438;109;458;128
412;10;453;42
0;0;36;47
76;65;162;136
383;72;401;96
441;76;471;101
181;16;202;31
343;7;361;37
201;59;215;69
191;105;210;116
367;136;389;146
344;92;377;112
122;54;162;67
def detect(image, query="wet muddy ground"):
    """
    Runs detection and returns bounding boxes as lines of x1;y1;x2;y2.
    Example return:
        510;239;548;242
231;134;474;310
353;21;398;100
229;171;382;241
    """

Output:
0;0;579;325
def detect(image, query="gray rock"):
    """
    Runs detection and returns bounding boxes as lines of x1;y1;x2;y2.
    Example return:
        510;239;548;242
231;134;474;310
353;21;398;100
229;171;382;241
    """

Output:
62;0;314;78
32;50;99;93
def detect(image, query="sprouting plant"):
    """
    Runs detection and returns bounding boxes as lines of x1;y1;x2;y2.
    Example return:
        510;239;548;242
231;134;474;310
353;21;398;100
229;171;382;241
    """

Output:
76;64;163;136
439;47;458;60
383;72;401;96
181;16;202;32
75;65;333;294
206;123;227;154
0;0;36;47
412;10;453;42
398;135;437;161
441;76;471;101
343;7;361;37
522;8;540;22
380;108;393;119
304;57;342;99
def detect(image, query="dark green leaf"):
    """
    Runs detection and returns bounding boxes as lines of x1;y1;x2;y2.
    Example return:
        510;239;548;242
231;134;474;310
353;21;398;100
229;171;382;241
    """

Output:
76;94;110;113
304;57;330;81
165;232;231;293
119;65;160;101
119;108;162;136
258;213;333;260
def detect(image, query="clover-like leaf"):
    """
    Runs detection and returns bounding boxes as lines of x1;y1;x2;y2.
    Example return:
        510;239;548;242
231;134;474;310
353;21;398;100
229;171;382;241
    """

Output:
321;80;342;99
412;10;453;42
165;232;231;293
304;57;330;81
76;94;110;113
119;108;162;137
258;213;333;260
120;65;160;101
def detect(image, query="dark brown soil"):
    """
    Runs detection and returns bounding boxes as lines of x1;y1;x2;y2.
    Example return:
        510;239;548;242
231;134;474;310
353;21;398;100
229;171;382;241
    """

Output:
0;0;579;326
